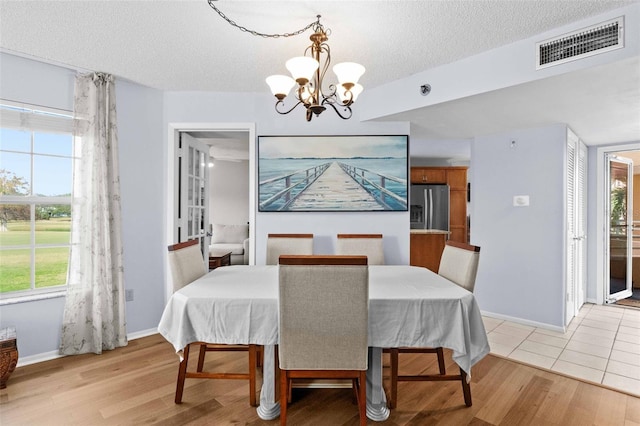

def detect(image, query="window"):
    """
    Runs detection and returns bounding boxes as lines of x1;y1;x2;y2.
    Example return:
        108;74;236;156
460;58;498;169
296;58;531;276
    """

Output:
0;103;75;298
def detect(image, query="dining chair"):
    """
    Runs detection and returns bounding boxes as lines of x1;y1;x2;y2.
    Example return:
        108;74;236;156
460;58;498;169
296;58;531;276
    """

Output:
167;239;259;406
278;255;369;426
265;233;313;265
387;240;480;409
336;233;385;265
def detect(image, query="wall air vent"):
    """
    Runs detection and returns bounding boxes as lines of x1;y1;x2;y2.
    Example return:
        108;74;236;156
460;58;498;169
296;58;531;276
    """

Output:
536;16;624;70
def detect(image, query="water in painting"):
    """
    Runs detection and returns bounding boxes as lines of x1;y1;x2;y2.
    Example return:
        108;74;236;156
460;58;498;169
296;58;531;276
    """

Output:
258;135;408;212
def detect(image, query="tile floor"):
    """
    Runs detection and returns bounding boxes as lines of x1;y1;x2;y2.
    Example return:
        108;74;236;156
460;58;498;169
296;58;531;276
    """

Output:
483;303;640;397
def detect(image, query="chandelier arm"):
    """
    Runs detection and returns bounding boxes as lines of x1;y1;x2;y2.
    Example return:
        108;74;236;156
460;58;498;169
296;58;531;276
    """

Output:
274;99;305;115
321;99;353;120
208;1;319;38
329;83;353;106
326;83;338;98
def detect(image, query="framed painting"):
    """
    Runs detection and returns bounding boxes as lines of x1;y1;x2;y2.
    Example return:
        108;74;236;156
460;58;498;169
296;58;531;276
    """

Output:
258;135;408;212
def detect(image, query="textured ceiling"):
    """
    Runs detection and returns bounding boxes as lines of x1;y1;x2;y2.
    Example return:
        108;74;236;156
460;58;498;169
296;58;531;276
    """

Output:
0;0;634;92
1;1;639;153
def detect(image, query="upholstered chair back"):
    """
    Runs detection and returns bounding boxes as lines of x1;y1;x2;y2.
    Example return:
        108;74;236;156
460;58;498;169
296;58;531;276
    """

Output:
266;234;313;265
438;241;481;292
278;255;369;371
335;234;384;265
167;240;207;292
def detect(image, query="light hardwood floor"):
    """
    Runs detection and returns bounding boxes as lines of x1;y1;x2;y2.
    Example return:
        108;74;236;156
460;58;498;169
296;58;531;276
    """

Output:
1;334;639;425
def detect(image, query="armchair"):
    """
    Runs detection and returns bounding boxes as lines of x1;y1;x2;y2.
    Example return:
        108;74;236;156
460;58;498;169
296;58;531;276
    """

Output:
209;223;249;265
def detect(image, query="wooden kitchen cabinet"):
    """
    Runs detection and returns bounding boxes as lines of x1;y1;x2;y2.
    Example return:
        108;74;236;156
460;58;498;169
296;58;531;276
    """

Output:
449;185;467;243
410;168;446;184
410;232;447;272
446;168;467;190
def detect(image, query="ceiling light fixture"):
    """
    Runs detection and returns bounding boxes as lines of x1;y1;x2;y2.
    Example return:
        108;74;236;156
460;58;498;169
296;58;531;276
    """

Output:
266;17;365;121
207;1;364;122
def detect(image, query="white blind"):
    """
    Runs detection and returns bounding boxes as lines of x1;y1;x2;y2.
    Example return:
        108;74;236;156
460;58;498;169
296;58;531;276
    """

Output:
0;104;73;134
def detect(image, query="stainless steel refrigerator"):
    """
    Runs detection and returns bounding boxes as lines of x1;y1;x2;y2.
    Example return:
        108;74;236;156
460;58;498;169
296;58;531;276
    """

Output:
410;184;450;230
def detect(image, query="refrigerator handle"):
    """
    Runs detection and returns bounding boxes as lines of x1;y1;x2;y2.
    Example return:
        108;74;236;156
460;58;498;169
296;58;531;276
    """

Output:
428;188;433;229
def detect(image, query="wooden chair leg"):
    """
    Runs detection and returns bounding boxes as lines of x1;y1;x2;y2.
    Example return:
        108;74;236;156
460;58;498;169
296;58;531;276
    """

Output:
275;346;280;404
196;344;207;372
175;344;190;404
460;368;472;407
280;370;289;426
389;348;399;409
257;345;263;368
436;347;446;375
249;344;257;407
358;371;367;426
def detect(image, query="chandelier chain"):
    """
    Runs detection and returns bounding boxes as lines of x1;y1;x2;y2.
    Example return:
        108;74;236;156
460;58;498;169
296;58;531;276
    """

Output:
207;0;319;38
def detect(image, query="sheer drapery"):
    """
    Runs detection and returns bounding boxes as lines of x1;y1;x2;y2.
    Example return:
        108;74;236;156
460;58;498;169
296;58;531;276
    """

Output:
60;72;127;355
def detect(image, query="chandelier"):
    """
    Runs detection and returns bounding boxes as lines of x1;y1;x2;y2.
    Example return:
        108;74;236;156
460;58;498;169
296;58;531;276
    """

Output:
206;1;364;121
265;17;365;121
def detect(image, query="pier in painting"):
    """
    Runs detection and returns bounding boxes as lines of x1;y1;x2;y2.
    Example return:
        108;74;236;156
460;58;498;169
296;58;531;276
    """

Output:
259;160;407;212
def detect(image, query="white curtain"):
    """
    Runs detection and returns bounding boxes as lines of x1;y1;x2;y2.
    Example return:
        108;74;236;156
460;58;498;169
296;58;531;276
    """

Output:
60;72;127;355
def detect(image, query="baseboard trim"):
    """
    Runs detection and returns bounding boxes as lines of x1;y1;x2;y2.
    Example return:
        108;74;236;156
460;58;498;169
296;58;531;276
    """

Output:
480;310;566;333
127;328;159;341
16;328;160;367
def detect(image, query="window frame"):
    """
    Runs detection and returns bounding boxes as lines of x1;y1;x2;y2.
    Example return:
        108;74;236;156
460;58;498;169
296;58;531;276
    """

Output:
0;101;75;301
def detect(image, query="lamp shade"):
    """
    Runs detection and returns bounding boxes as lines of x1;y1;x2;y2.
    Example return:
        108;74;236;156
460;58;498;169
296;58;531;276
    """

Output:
337;83;363;104
333;62;365;85
286;56;319;83
266;75;295;99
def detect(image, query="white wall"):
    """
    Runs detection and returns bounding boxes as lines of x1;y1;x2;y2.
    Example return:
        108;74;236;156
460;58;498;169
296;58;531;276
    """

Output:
471;124;567;328
361;3;640;122
115;79;165;334
164;91;411;266
209;160;250;225
410;138;472;166
0;53;165;359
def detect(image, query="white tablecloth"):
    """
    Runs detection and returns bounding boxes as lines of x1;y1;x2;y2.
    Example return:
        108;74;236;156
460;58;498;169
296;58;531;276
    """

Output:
158;265;490;420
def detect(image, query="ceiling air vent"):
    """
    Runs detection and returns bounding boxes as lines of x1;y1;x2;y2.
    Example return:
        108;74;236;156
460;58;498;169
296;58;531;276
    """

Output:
536;16;624;70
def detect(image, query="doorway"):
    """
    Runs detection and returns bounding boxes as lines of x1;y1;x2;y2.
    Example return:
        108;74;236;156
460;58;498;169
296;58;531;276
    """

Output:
597;144;640;308
184;130;250;249
165;123;256;299
607;150;640;308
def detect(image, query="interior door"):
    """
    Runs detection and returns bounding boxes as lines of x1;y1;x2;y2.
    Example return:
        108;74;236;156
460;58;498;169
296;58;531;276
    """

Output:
178;133;210;258
606;154;633;303
566;131;587;325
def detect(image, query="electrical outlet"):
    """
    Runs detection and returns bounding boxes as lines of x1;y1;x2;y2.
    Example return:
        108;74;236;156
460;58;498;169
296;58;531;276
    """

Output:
125;289;134;302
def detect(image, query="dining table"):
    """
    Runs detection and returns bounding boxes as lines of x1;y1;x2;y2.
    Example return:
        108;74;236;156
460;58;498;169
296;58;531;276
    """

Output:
158;264;490;421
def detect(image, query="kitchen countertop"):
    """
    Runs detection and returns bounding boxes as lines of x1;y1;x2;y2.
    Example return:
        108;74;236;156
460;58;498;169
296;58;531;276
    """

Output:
410;229;450;234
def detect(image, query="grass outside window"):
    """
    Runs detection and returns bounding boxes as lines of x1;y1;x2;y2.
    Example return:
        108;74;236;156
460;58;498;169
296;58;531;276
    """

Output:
0;218;70;293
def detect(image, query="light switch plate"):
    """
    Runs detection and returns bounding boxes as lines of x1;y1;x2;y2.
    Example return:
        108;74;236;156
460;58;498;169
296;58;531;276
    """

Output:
513;195;530;207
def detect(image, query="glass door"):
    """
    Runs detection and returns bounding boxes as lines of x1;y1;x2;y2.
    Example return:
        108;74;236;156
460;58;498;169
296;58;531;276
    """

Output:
178;132;210;258
606;154;633;303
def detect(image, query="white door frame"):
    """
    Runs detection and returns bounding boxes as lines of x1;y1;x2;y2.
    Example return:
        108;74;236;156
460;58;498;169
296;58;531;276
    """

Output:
596;142;640;305
166;122;256;301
